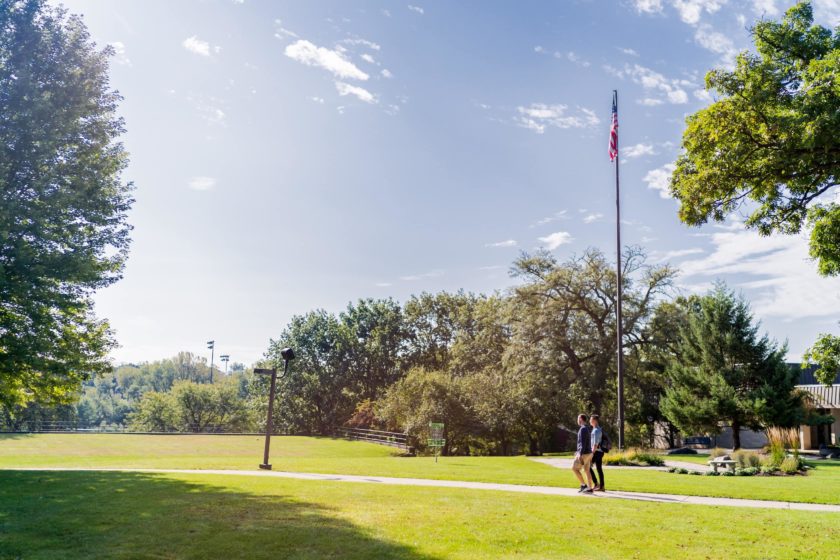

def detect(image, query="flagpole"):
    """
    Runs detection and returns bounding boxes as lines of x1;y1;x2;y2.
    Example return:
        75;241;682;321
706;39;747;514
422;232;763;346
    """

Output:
613;89;625;451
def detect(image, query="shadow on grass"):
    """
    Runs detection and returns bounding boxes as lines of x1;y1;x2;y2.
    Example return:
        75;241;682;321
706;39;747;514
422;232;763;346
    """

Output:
0;470;438;560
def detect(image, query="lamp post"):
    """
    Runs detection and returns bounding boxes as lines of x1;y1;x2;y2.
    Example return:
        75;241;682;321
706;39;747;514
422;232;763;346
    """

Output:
207;340;215;383
254;347;295;470
220;354;230;375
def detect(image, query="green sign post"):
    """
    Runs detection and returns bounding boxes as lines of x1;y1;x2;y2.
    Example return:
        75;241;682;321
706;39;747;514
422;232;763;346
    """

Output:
428;422;445;463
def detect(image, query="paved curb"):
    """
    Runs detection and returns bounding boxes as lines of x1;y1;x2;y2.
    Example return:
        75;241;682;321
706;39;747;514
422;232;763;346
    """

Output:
7;467;839;512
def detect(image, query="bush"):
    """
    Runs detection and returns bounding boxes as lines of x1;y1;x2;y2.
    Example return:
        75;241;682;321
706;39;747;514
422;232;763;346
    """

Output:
735;467;759;476
603;449;665;467
709;447;727;459
732;450;761;468
780;456;803;474
703;470;720;476
760;466;778;475
721;471;735;476
688;470;702;475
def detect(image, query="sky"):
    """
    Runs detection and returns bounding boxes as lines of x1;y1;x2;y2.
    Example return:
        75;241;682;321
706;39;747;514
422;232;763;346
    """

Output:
54;0;840;367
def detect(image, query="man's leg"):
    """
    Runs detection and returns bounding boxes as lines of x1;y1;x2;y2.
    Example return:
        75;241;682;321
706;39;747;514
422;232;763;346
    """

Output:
589;457;599;487
571;458;585;486
594;451;604;490
582;454;595;489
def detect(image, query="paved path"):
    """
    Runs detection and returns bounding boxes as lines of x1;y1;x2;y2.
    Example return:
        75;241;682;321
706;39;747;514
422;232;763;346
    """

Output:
531;457;709;472
12;467;839;512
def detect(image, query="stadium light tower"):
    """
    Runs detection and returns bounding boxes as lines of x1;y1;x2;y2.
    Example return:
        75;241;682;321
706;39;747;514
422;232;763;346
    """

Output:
254;347;295;470
207;340;215;383
220;354;230;375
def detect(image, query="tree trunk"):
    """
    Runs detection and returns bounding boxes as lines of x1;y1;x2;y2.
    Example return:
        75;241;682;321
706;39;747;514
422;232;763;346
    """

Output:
732;420;741;450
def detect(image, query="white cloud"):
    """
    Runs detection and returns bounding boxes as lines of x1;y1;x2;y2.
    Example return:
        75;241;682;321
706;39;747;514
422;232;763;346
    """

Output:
109;41;131;66
694;23;738;60
381;69;393;78
531;210;568;228
694;88;713;102
814;0;840;25
183;35;214;57
335;81;377;103
623;143;656;159
485;239;518;248
401;270;444;281
408;4;424;14
188;176;215;191
285;40;369;80
342;38;381;51
311;96;325;104
608;64;690;105
652;248;705;262
634;0;664;14
583;213;604;224
515;104;599;134
563;51;590;67
751;0;779;16
643;163;676;198
274;19;299;39
638;98;665;106
678;228;840;320
633;0;727;25
620;47;640;56
538;231;573;250
361;53;377;64
186;95;227;126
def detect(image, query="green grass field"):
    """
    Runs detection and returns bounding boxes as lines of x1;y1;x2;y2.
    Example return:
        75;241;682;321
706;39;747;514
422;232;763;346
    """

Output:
1;469;838;560
1;434;838;504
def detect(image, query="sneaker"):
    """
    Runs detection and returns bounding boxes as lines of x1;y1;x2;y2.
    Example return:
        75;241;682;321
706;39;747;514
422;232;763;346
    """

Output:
595;485;605;492
577;485;587;493
582;487;594;494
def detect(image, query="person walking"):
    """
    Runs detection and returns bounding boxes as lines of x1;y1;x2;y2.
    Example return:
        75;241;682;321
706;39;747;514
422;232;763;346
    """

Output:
571;413;595;493
589;414;605;491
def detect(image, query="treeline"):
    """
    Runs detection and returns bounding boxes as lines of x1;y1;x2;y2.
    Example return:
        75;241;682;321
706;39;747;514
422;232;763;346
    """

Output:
2;248;809;452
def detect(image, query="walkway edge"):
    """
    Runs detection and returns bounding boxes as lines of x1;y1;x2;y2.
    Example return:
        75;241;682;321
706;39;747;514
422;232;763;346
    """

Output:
7;467;839;512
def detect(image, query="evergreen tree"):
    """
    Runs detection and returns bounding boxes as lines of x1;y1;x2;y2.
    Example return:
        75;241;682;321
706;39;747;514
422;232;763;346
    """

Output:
661;286;803;449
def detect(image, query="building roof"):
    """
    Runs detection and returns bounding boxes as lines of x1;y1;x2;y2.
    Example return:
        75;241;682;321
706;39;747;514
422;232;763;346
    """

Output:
789;363;840;386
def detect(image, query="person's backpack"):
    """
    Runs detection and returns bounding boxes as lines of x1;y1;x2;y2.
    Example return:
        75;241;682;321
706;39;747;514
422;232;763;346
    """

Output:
600;431;612;453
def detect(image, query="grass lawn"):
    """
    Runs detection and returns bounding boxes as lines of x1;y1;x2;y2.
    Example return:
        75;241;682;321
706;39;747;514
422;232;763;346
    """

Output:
2;434;838;504
0;469;837;560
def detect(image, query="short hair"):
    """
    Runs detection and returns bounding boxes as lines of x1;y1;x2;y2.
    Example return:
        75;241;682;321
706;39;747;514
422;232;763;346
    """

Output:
578;414;588;422
590;414;600;421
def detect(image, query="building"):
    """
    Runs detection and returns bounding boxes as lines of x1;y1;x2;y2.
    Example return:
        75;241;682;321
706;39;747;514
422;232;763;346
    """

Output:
796;365;839;450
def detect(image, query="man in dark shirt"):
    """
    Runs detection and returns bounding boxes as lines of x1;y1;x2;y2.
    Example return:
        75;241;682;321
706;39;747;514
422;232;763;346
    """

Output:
571;413;594;493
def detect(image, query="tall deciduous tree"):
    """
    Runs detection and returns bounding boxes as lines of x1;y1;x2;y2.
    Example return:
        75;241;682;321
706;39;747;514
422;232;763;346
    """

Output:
670;2;839;275
0;0;133;407
660;286;804;449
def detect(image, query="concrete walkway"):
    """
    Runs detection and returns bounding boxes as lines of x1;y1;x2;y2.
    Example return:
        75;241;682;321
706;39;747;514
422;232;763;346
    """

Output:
12;467;840;513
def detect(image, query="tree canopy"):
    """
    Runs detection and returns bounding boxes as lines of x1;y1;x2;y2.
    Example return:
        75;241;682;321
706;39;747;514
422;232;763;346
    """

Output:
0;0;133;407
670;1;839;275
660;286;803;449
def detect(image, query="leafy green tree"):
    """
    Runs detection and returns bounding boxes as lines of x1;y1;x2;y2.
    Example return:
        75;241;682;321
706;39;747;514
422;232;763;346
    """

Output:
375;367;474;455
670;2;839;275
0;0;133;407
128;391;177;432
660;286;804;449
802;332;840;386
169;380;247;432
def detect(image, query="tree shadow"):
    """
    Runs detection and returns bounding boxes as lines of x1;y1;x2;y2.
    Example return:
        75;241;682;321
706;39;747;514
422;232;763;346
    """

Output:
0;470;440;560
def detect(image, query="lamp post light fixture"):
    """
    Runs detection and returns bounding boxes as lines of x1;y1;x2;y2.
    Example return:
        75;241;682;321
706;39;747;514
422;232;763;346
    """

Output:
207;340;215;383
254;347;295;470
220;354;230;375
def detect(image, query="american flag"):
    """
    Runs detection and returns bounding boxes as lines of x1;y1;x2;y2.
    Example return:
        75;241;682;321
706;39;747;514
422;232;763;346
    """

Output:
608;93;618;162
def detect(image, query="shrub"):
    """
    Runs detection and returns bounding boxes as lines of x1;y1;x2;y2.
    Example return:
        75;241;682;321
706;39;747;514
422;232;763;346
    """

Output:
732;450;760;468
735;467;759;476
708;447;727;459
703;470;720;476
721;471;735;476
675;467;689;474
667;466;677;473
780;456;802;474
765;427;798;468
688;470;702;475
603;449;665;467
760;466;777;475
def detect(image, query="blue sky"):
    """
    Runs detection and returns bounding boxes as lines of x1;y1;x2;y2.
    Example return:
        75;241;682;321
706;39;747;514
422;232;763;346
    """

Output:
58;0;840;366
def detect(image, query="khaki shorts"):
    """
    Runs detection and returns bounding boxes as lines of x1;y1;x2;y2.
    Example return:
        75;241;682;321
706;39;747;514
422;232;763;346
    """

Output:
572;453;593;472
